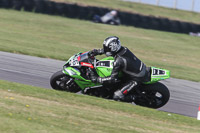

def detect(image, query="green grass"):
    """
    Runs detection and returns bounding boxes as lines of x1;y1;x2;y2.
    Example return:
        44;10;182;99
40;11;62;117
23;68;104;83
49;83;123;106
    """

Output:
0;9;200;82
0;80;200;133
52;0;200;24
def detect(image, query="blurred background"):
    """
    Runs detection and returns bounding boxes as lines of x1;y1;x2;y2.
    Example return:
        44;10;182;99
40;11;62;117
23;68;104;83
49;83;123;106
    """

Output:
124;0;200;13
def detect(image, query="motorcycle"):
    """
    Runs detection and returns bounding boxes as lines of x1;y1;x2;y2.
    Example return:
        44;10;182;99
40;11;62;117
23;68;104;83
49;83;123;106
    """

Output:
50;52;170;109
93;15;121;25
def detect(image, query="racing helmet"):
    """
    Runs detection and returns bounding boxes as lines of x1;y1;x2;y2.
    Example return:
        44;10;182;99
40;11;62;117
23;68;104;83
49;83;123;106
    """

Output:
103;36;121;56
110;10;117;16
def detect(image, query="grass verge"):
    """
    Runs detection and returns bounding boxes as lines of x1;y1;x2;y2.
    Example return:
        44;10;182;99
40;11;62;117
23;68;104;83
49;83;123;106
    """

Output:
0;80;200;133
0;9;200;81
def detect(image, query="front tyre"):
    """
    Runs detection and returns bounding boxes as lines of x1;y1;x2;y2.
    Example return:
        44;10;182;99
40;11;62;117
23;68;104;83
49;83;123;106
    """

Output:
135;82;170;109
50;70;80;92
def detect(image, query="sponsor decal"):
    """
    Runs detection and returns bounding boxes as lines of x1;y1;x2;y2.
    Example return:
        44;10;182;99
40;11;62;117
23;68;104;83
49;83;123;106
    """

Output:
81;62;94;68
152;68;166;75
96;61;111;67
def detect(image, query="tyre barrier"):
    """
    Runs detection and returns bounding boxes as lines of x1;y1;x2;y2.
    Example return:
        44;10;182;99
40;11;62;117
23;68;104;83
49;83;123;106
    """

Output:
0;0;199;34
0;0;13;8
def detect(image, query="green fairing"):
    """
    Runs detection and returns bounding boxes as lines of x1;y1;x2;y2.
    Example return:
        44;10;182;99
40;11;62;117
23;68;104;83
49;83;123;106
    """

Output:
96;57;114;77
100;57;114;61
144;67;170;84
63;67;100;89
64;52;81;66
95;56;123;77
63;54;170;89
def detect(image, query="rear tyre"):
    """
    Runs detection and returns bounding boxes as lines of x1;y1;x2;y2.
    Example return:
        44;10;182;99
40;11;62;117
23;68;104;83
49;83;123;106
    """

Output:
135;82;170;109
50;70;80;92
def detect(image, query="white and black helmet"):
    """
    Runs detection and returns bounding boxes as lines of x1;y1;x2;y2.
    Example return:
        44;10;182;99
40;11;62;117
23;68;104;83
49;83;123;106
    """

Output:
103;36;121;56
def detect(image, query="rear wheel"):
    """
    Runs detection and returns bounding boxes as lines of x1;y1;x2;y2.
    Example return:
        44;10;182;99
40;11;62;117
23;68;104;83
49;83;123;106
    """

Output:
134;82;170;109
50;70;80;92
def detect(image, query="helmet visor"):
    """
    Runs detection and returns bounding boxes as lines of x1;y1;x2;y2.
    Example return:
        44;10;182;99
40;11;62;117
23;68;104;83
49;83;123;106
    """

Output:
103;45;110;52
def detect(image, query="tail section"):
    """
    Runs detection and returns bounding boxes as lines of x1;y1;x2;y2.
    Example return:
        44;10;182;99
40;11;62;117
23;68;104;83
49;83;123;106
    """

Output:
144;67;170;84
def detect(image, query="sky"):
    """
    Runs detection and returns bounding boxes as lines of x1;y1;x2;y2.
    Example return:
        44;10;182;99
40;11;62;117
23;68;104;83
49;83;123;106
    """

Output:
124;0;200;13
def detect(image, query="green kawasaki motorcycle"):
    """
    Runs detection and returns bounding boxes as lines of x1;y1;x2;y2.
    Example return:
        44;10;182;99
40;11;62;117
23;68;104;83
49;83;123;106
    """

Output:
50;52;170;108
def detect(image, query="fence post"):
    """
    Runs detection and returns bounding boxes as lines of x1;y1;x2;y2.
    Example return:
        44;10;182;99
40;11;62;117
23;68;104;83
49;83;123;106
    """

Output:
156;0;160;6
191;0;195;11
174;0;177;9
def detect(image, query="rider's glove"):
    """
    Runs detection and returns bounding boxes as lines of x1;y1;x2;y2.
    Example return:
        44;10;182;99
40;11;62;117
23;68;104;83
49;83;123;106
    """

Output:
91;76;103;84
91;75;98;83
92;76;119;84
88;49;99;57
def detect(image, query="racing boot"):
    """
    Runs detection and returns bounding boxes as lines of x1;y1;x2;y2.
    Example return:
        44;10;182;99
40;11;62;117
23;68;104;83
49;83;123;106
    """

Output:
113;81;137;102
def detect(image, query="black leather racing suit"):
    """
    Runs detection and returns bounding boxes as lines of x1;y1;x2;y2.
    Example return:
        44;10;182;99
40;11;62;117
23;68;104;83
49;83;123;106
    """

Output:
90;46;147;101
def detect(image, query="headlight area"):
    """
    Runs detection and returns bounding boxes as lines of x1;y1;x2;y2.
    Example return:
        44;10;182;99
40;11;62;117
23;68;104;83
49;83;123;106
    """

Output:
63;66;80;76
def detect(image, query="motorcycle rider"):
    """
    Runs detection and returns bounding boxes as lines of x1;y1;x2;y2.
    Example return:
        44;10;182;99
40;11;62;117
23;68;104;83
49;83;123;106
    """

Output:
93;10;121;25
88;36;148;102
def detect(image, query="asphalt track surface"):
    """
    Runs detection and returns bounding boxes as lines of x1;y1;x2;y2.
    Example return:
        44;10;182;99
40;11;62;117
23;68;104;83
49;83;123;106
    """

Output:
1;51;200;118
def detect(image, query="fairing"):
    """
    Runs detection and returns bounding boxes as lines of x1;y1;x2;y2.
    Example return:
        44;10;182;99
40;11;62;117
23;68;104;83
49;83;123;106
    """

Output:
63;52;170;89
144;67;170;84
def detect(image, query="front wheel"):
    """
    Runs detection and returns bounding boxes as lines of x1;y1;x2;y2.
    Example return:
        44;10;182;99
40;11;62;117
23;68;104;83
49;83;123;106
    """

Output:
50;70;80;92
134;82;170;109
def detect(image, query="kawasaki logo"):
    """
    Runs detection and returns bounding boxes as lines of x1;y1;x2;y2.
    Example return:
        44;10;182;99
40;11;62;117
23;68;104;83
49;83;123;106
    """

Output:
81;62;94;68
